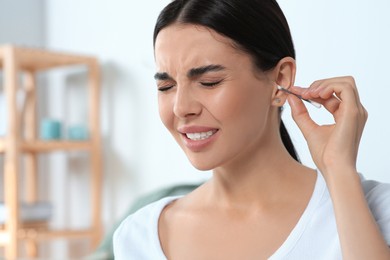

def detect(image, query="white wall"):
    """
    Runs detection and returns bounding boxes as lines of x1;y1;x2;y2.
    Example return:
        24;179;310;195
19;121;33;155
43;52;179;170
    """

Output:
0;0;48;256
0;0;46;135
44;0;210;241
0;0;45;46
0;0;46;187
43;0;390;237
1;0;389;255
278;0;390;183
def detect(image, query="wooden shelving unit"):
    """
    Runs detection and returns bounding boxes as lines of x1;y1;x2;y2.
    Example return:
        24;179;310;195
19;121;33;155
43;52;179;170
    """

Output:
0;45;102;258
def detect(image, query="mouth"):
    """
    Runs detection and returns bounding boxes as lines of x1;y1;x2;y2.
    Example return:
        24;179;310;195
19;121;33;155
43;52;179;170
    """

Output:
177;126;220;151
185;130;218;141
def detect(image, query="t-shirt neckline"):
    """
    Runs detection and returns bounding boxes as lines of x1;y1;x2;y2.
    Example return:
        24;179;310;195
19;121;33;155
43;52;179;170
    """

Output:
269;171;326;258
153;171;326;259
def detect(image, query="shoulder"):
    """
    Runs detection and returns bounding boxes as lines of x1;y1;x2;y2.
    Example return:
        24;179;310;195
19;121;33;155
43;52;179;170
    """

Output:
361;176;390;209
113;196;181;259
360;175;390;243
361;176;390;211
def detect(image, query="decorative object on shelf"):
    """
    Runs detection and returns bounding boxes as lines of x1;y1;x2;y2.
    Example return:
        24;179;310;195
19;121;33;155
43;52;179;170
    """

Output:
0;202;52;224
68;124;88;140
40;118;62;140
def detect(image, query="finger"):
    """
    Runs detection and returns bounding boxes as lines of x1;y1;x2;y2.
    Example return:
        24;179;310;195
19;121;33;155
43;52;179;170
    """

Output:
305;77;361;106
289;85;308;94
295;80;365;126
309;81;367;149
287;94;318;140
309;76;358;95
303;82;358;117
313;96;341;115
290;86;340;114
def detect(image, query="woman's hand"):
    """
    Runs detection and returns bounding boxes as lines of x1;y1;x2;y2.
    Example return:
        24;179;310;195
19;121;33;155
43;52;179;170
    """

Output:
286;76;368;176
287;77;390;259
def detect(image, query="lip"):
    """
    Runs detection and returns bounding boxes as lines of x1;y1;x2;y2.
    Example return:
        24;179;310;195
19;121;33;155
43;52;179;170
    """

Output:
178;125;219;152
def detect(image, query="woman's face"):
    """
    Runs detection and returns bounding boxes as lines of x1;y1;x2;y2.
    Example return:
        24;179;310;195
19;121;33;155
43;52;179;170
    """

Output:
154;24;277;171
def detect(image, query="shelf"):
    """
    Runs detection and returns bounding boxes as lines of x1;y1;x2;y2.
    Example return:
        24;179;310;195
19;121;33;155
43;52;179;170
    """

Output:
0;138;4;153
0;44;102;258
21;140;92;152
0;45;96;72
0;228;94;245
0;139;91;153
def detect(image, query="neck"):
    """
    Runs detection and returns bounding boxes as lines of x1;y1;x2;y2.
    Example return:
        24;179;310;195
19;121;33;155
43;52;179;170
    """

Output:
209;137;312;209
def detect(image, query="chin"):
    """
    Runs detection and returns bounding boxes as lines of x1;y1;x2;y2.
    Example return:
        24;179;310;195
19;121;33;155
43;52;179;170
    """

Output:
186;154;221;171
191;163;214;171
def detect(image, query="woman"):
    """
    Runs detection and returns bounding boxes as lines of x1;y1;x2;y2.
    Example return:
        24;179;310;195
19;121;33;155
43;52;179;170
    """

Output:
114;0;390;259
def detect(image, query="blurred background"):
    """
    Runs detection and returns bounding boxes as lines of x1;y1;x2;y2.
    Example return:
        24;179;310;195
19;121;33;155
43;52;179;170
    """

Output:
0;0;389;258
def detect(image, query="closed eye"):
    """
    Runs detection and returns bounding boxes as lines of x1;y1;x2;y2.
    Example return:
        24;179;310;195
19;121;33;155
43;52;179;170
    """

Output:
158;85;174;92
200;80;223;87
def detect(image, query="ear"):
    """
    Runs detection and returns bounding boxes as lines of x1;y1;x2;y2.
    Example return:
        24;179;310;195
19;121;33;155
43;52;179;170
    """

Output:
270;57;296;107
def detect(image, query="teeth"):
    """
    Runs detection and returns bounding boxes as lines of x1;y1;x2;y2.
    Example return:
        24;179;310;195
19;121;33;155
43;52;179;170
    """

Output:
186;130;215;141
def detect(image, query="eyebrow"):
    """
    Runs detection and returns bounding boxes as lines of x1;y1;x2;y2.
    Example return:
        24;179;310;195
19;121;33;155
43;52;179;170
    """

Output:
154;72;173;81
154;64;226;81
187;64;226;78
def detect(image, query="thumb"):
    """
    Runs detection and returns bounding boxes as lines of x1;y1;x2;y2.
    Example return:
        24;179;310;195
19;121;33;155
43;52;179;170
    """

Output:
287;94;318;139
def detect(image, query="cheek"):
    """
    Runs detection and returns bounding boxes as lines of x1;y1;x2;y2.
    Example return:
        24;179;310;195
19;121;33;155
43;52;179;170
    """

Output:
158;95;174;131
209;85;270;123
219;88;271;149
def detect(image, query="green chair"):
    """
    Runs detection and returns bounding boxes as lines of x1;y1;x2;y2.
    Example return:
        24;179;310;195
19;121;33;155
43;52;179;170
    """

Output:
85;183;202;260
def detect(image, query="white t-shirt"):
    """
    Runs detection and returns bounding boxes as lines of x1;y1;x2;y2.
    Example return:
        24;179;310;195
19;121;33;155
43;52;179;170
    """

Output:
113;173;390;260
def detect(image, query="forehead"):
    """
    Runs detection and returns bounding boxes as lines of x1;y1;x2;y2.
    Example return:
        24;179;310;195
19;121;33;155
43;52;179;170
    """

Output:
154;23;252;73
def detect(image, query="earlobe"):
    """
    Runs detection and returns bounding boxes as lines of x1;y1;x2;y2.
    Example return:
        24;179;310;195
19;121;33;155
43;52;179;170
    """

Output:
272;97;284;107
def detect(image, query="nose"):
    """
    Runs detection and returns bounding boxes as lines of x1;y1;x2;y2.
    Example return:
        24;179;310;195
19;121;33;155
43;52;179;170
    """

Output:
173;85;202;119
